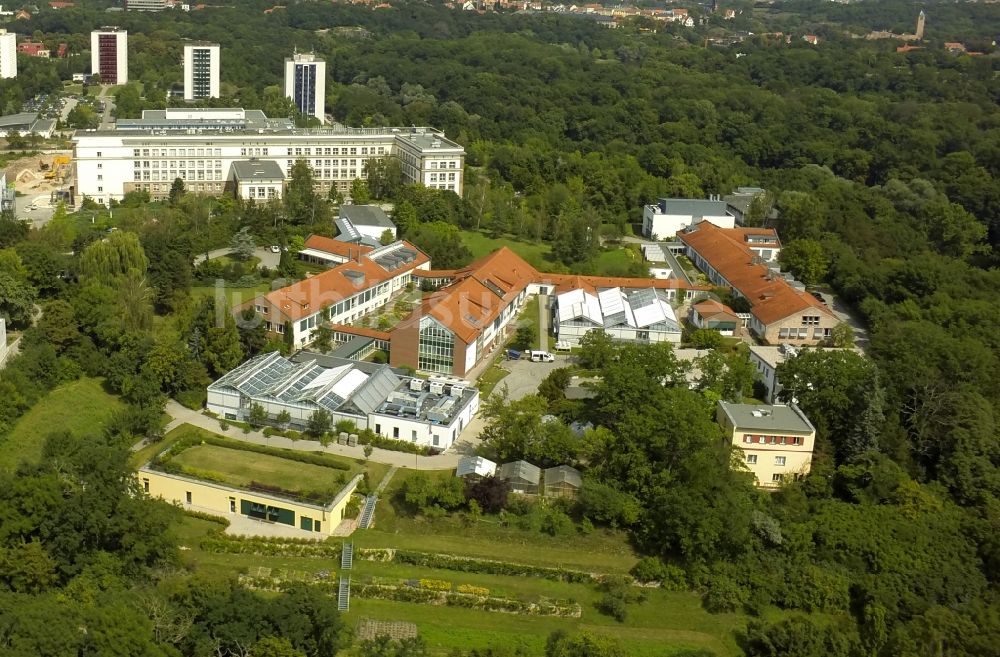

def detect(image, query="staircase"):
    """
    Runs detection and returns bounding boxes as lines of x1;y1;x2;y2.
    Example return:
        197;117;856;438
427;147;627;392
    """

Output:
358;495;378;530
337;576;351;611
341;541;354;570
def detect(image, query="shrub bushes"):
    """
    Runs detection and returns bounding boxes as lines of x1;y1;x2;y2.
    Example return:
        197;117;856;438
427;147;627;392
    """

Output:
392;550;597;584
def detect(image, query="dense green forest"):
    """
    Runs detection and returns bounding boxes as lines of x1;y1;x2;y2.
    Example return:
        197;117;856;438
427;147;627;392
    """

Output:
1;0;1000;655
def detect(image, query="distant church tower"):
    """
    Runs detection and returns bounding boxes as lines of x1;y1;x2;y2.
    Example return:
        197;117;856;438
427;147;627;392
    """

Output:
916;10;926;41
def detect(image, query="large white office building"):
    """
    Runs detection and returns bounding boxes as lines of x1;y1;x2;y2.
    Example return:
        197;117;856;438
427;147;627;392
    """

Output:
0;30;16;79
284;52;326;124
91;28;128;85
183;42;220;101
71;108;465;205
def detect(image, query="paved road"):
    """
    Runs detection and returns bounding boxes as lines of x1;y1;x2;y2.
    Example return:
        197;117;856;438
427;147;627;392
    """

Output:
98;86;115;129
194;246;281;270
59;97;78;123
811;288;869;353
537;294;550;351
496;355;571;401
162;400;480;470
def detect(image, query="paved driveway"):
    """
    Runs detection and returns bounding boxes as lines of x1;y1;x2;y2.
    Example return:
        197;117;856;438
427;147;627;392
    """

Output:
194;246;281;270
811;288;869;353
498;355;573;401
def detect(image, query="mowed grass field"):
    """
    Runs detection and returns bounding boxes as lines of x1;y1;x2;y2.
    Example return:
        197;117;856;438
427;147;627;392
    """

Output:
0;377;123;471
170;444;356;494
174;509;745;656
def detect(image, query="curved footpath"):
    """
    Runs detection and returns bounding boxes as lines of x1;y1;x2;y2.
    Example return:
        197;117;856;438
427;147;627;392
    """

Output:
162;400;484;470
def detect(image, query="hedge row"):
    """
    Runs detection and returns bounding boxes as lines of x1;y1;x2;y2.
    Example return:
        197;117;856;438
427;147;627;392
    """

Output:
201;536;342;558
354;584;580;617
391;550;598;584
359;432;432;456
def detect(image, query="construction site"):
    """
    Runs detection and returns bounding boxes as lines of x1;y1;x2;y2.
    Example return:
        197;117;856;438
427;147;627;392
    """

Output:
3;150;74;212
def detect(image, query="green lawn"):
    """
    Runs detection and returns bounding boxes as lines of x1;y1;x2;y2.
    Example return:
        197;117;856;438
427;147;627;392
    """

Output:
0;377;123;471
461;230;557;271
191;281;273;308
476;362;510;399
161;424;389;493
170;443;356;495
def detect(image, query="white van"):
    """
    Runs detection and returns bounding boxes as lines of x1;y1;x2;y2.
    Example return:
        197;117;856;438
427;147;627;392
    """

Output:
529;350;555;363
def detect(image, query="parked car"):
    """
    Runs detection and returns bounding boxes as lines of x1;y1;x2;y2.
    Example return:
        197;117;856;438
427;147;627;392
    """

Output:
270;245;281;253
529;350;555;363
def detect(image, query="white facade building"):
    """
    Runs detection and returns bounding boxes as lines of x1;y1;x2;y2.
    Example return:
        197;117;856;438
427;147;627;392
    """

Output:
642;198;735;239
183;42;220;100
284;52;326;124
91;28;128;85
206;351;480;451
0;30;16;79
71;108;465;205
554;286;681;346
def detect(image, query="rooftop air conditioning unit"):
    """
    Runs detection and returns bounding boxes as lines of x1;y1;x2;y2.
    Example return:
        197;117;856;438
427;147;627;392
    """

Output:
409;378;424;392
450;385;465;398
428;381;445;395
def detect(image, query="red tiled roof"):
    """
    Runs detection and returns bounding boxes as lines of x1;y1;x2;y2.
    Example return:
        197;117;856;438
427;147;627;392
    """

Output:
251;241;428;322
405;247;539;344
679;222;834;327
327;324;392;341
413;268;459;279
692;299;739;322
17;43;47;55
303;234;373;259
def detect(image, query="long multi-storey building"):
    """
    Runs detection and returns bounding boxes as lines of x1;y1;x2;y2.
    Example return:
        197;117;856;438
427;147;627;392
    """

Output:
183;42;220;101
91;28;128;85
0;30;16;79
284;52;325;124
71;108;465;205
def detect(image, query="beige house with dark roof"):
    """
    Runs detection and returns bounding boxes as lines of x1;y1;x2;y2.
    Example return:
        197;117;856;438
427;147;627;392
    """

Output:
717;401;815;489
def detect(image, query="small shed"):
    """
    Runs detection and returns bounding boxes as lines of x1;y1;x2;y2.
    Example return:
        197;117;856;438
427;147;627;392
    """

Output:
497;460;541;495
543;465;582;498
455;455;497;481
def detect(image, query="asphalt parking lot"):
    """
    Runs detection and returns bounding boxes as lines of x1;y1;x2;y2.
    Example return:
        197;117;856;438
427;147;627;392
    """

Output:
498;354;573;400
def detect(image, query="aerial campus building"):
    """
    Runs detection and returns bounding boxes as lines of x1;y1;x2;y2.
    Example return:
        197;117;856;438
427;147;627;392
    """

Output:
183;42;220;101
0;30;16;79
91;27;128;85
206;351;480;450
284;52;326;124
72;108;464;205
138;467;363;536
716;401;816;489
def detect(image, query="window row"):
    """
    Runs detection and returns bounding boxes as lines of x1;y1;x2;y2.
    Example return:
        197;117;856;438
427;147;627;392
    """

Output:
777;327;830;340
742;434;804;446
134;148;222;157
428;160;458;169
745;454;787;466
135;160;223;168
246;186;277;199
135;170;223;182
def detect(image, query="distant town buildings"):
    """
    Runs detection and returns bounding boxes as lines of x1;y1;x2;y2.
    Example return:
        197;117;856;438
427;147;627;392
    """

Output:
183;42;220;100
0;30;15;78
91;27;128;85
125;0;168;9
285;52;326;124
